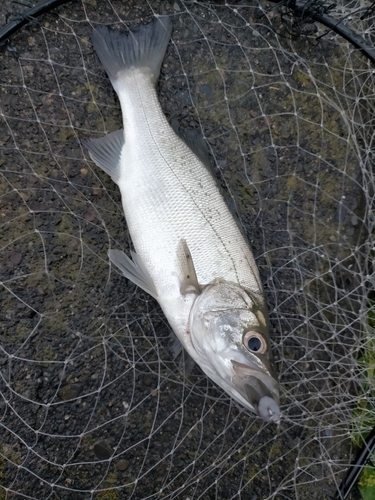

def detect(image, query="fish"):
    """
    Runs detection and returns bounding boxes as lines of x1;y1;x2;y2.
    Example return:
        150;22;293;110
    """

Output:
85;16;280;422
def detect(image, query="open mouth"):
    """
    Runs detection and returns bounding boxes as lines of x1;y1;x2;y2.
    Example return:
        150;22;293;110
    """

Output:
232;360;280;423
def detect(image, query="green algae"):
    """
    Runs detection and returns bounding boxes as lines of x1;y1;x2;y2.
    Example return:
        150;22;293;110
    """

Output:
352;300;375;500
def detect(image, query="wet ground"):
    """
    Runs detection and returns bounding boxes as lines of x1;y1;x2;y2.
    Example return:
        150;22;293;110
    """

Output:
0;1;372;499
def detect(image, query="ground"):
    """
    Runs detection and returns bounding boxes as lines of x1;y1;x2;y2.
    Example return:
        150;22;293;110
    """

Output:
0;1;370;499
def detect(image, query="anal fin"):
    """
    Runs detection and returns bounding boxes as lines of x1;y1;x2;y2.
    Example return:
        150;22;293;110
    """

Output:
85;129;124;183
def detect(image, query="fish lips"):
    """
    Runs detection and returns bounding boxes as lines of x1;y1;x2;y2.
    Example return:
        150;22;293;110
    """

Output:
231;359;280;423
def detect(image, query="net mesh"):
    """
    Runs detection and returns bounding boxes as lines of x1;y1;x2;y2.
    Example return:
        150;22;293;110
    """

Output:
0;0;374;498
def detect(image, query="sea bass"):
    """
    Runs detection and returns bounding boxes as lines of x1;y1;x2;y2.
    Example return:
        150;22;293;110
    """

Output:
86;17;280;422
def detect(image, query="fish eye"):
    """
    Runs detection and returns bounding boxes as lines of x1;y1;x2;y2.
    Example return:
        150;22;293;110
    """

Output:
243;331;267;354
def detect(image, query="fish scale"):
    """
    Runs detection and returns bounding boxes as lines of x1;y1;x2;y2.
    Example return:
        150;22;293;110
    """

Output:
120;73;261;291
86;17;280;422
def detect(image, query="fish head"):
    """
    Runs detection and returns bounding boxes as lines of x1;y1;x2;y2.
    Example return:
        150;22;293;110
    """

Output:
189;280;280;423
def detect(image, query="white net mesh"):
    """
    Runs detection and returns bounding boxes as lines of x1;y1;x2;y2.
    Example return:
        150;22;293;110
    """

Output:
0;0;374;499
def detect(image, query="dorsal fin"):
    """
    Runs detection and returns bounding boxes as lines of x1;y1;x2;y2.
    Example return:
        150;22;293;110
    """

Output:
178;129;211;168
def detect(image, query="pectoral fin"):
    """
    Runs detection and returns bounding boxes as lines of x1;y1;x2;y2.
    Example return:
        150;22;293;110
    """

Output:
179;239;201;296
109;249;158;300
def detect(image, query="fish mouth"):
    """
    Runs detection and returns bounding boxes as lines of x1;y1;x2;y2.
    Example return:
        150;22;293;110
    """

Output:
231;360;280;423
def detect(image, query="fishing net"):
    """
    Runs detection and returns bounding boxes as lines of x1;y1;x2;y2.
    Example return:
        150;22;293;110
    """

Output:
0;0;374;498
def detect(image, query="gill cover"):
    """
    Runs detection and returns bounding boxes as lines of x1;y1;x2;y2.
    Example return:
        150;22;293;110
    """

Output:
189;280;280;422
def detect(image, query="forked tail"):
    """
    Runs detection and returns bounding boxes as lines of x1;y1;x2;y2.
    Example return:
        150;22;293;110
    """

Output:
91;16;172;91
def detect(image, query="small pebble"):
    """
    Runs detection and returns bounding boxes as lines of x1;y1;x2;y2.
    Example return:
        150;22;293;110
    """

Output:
116;459;130;471
9;252;22;265
85;207;96;222
351;215;358;226
58;384;83;401
94;440;112;460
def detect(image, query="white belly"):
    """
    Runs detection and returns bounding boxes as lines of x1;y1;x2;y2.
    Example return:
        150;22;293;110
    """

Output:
116;71;262;341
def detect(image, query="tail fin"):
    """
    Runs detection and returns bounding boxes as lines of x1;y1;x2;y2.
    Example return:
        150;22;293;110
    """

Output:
92;16;172;89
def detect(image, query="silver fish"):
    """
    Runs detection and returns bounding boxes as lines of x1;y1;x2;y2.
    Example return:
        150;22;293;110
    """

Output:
86;16;280;422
